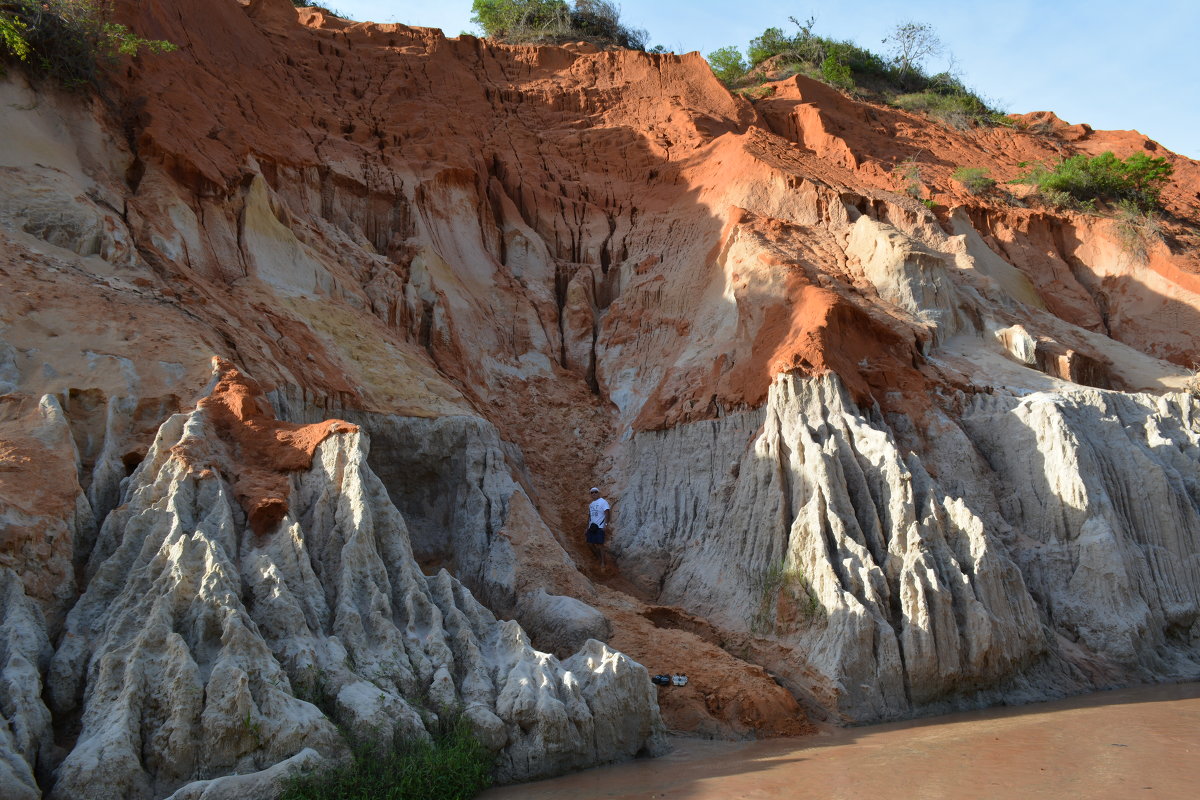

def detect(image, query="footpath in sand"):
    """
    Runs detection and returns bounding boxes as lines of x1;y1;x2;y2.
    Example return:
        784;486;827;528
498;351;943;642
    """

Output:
482;682;1200;799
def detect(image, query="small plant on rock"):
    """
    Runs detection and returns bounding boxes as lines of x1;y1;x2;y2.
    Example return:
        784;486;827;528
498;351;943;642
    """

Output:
952;166;997;195
736;83;774;100
1114;199;1162;264
751;559;823;635
1185;365;1200;398
894;155;925;201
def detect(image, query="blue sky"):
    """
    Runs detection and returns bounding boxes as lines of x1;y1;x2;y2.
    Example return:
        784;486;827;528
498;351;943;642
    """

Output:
327;1;1199;159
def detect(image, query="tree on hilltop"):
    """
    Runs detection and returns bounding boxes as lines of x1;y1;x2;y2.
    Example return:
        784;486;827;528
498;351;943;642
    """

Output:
470;0;648;49
883;21;943;78
471;0;568;39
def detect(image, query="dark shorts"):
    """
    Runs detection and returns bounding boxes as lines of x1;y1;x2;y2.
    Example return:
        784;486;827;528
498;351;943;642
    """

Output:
586;523;606;544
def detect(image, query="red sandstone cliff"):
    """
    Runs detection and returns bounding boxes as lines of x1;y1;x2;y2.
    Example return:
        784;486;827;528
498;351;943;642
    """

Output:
1;1;1200;797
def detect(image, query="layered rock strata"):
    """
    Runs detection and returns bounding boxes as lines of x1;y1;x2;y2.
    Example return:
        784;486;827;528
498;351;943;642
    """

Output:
0;0;1199;796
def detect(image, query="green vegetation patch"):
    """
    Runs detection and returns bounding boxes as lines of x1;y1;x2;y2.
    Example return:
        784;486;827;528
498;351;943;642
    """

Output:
281;709;494;800
951;166;998;195
470;0;648;49
0;0;175;88
706;44;747;85
707;16;1003;129
892;86;1006;129
1011;151;1174;211
751;559;823;635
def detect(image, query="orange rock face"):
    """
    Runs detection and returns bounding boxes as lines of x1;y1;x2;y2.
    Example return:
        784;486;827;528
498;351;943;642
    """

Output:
178;358;357;534
1;0;1199;747
0;396;87;634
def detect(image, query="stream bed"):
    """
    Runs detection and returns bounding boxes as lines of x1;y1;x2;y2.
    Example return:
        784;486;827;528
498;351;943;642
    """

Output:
482;681;1200;799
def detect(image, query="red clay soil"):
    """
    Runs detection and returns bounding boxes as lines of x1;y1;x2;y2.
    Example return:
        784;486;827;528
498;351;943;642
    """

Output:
601;594;815;738
106;0;1200;425
178;358;357;534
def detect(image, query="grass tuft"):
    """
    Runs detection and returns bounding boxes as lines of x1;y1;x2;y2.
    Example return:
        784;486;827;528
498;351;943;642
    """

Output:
952;166;997;195
751;560;823;635
280;708;494;800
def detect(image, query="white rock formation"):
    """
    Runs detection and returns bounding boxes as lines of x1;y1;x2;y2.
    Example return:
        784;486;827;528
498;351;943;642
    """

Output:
612;372;1200;721
847;215;965;347
0;568;53;800
163;750;324;800
38;394;664;799
266;397;613;659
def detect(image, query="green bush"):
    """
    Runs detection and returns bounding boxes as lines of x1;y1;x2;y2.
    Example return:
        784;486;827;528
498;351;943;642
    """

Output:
706;45;747;86
470;0;647;49
0;0;174;88
952;166;997;194
820;55;853;91
281;710;494;800
0;0;165;74
746;25;794;66
892;90;1001;129
471;0;565;38
732;15;1002;127
1012;151;1174;210
745;18;887;79
823;39;889;79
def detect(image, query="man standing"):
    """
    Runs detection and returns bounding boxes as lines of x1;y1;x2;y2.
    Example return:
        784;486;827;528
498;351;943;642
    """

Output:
586;487;611;569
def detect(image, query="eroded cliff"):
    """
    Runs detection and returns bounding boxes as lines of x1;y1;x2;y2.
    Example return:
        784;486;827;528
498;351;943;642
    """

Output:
2;0;1199;796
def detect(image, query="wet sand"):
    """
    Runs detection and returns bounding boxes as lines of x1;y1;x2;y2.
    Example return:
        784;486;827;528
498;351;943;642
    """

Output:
482;682;1200;799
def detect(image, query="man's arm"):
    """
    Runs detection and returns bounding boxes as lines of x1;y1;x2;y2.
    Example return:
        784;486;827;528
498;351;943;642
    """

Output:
604;505;611;529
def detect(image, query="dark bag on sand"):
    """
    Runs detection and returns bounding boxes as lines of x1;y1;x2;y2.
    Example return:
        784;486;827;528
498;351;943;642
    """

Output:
651;674;671;686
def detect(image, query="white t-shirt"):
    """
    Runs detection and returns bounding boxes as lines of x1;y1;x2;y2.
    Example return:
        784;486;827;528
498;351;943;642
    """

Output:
588;497;610;528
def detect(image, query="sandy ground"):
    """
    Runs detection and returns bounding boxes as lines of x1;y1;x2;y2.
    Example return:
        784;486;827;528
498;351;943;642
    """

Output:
482;682;1200;799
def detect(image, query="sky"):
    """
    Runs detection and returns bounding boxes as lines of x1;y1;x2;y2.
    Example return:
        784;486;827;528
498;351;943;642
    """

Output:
326;1;1199;159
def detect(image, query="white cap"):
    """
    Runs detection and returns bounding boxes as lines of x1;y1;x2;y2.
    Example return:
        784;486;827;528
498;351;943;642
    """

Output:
589;487;600;493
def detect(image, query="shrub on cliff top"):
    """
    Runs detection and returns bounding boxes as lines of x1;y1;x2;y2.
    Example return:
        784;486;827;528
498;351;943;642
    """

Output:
470;0;647;49
894;89;1004;129
0;0;174;88
1012;151;1174;211
706;45;747;86
727;15;1003;127
471;0;566;38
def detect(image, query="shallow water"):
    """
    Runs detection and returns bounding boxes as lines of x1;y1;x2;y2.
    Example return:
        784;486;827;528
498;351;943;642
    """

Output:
482;682;1200;799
